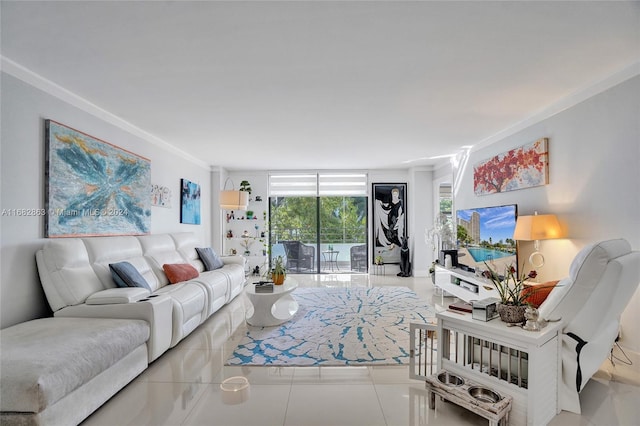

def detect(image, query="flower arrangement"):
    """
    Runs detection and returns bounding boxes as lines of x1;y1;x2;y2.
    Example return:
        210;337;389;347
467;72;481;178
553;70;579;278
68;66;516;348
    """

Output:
425;213;455;255
482;262;537;306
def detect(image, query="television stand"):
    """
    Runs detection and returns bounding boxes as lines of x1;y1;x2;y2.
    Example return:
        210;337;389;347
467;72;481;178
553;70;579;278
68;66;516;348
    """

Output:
433;265;499;303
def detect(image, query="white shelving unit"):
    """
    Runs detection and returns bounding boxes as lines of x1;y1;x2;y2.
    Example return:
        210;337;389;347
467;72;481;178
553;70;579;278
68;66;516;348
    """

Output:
223;196;268;276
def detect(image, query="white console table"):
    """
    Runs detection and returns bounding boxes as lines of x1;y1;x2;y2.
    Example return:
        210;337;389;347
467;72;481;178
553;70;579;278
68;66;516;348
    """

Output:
435;310;562;426
434;265;499;302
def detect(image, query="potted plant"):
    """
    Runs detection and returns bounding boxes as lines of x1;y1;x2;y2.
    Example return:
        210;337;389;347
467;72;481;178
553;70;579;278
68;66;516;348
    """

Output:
239;180;252;195
482;262;537;324
270;255;287;285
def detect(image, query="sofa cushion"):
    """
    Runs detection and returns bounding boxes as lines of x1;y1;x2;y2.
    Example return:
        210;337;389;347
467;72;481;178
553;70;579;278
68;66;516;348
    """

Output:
109;261;151;290
36;239;107;312
521;280;559;308
196;247;224;271
138;233;190;286
0;317;149;413
84;236;162;291
163;263;199;284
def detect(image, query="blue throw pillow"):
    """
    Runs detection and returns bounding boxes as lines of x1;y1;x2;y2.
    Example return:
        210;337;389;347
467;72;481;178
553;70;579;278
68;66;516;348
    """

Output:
109;262;151;290
196;247;224;271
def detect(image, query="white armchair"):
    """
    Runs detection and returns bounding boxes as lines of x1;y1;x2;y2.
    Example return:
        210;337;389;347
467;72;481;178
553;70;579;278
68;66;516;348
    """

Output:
538;238;640;413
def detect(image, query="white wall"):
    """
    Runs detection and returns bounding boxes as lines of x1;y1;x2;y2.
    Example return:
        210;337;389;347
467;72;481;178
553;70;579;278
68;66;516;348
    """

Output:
408;167;434;277
455;75;640;352
0;72;213;328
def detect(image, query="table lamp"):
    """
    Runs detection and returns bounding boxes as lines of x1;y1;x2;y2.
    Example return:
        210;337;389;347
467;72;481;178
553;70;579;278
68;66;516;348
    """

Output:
513;212;564;268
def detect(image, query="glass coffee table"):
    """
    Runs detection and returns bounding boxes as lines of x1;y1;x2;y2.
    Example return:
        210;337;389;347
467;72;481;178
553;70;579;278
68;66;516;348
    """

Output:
245;278;299;327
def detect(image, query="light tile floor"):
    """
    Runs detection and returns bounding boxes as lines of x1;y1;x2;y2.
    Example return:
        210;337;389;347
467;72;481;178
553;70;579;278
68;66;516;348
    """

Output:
83;274;640;425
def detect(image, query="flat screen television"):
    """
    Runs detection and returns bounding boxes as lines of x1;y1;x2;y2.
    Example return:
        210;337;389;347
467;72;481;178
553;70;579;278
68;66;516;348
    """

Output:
455;204;518;274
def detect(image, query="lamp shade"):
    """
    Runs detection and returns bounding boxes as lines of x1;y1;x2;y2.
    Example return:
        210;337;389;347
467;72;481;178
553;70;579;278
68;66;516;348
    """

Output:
220;190;249;211
513;214;563;240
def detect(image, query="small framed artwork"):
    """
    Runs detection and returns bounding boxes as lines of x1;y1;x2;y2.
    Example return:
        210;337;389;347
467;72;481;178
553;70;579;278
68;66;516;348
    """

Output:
180;179;201;224
474;138;549;195
151;184;172;208
372;183;407;264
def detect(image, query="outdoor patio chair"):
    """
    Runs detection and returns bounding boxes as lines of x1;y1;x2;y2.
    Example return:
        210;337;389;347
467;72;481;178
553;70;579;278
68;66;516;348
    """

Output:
350;245;367;272
282;240;316;272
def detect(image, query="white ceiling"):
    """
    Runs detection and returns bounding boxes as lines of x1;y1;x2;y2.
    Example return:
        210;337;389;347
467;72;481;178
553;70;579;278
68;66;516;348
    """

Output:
2;1;639;171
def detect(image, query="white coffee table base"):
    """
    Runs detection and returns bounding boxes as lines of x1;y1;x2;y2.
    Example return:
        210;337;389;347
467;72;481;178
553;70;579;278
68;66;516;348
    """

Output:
246;280;299;327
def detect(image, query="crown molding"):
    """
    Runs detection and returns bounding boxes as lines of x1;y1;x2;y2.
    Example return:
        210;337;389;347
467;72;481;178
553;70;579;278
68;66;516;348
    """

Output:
1;56;211;171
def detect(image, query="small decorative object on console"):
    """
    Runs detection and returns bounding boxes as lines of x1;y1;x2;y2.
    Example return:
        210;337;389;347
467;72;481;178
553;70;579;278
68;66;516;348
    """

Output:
254;281;274;293
471;298;500;321
448;301;473;313
522;305;541;331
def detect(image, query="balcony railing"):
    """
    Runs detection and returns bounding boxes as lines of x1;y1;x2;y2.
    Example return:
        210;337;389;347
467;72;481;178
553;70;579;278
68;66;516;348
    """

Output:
271;226;366;245
269;226;368;273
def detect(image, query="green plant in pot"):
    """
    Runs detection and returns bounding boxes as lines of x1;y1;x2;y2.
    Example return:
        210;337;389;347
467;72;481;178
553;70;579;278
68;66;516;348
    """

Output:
482;262;537;324
239;180;252;195
270;255;287;285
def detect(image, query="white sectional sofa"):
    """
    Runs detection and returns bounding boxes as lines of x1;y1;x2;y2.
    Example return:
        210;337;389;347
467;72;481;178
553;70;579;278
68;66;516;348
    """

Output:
1;232;247;425
35;232;246;361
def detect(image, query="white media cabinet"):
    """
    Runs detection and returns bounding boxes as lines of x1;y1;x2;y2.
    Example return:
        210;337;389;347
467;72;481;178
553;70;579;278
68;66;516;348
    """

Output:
434;265;500;303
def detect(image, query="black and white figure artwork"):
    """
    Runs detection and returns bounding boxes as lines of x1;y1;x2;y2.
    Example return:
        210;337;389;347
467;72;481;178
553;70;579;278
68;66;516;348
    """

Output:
372;183;407;264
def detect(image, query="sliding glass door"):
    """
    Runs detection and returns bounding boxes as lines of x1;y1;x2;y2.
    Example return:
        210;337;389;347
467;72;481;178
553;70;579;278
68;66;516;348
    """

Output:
269;196;367;274
269;196;319;273
319;196;367;273
268;173;368;274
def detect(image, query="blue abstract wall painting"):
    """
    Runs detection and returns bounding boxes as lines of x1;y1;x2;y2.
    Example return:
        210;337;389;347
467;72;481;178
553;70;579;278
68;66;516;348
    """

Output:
180;179;201;225
45;120;151;237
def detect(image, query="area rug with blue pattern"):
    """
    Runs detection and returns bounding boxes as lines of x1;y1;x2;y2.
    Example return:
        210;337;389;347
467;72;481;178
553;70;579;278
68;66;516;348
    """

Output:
225;286;435;366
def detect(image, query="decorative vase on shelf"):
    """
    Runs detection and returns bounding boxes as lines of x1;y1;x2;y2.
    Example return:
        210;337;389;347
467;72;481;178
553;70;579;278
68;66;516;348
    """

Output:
496;303;526;324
